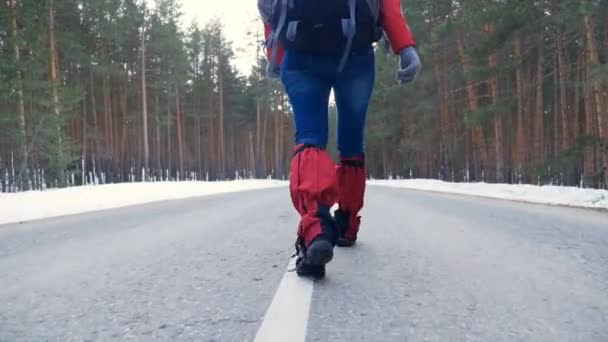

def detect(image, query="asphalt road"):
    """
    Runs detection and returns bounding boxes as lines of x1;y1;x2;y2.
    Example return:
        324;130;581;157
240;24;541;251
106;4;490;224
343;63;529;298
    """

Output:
1;186;607;341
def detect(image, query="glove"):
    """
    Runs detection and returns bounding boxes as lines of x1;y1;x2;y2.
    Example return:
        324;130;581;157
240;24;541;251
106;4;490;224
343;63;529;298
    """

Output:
397;47;421;84
266;60;281;79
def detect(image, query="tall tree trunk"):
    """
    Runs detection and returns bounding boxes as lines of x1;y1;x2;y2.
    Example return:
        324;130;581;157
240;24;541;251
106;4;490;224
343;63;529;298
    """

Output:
457;32;488;180
196;116;202;176
230;125;236;176
155;94;161;172
107;75;116;172
556;28;570;152
278;104;285;177
175;84;184;178
574;52;583;142
218;58;225;179
48;0;60;119
119;85;128;175
207;88;215;178
249;130;255;177
584;14;607;186
102;76;110;163
9;0;29;189
583;54;598;181
514;33;527;177
193;50;200;178
274;110;279;177
48;0;65;186
381;138;388;178
584;15;606;139
534;40;545;168
141;10;149;178
434;48;452;178
111;80;118;174
194;80;202;177
82;94;87;185
261;109;269;176
488;43;504;183
167;100;172;177
89;68;100;178
553;56;560;158
256;100;261;177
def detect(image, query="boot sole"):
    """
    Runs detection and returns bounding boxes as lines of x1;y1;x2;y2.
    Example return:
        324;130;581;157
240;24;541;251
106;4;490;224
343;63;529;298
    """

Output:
336;238;356;247
306;239;334;266
295;264;325;278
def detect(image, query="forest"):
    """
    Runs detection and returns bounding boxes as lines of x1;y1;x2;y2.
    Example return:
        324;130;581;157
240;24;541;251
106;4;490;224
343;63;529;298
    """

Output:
0;0;607;192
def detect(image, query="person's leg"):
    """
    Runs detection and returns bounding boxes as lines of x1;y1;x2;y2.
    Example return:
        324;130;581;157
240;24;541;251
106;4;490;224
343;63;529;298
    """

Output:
281;51;339;276
281;51;333;149
333;47;375;245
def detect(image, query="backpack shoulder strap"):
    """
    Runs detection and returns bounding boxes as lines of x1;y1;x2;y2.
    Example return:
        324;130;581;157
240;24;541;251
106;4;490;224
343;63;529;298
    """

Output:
269;0;288;64
338;0;358;72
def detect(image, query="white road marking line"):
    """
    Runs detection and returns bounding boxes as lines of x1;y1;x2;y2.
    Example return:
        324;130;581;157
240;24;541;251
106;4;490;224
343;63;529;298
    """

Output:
254;258;314;342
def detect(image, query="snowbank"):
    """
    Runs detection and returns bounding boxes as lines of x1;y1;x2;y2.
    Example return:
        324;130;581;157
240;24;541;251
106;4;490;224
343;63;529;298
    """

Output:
0;180;287;225
3;179;606;226
369;179;608;210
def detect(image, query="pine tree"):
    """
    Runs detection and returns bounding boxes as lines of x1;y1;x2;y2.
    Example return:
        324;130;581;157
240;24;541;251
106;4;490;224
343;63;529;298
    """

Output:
1;0;606;190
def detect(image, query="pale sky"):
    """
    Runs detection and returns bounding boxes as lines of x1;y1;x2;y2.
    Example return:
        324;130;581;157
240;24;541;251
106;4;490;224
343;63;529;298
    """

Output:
180;0;261;75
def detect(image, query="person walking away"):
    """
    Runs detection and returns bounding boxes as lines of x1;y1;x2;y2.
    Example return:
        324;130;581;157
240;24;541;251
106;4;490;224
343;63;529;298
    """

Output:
258;0;421;278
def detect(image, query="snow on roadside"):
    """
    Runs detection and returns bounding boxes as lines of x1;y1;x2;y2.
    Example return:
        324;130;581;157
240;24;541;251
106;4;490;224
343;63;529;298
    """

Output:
369;179;608;210
0;180;287;225
3;178;605;226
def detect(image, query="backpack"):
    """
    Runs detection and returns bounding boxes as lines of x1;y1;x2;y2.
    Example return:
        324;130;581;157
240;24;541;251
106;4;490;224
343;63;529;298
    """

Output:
258;0;383;71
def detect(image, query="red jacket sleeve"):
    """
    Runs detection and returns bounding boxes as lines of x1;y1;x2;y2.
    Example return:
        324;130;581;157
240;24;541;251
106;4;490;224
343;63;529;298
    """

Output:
264;23;285;64
380;0;416;54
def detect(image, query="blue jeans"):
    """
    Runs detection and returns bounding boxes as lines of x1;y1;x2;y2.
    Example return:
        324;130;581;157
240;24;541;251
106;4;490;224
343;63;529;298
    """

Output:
280;47;375;158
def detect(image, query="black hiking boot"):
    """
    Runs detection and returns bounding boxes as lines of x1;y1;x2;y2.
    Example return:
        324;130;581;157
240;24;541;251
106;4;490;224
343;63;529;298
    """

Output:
294;204;338;278
334;209;357;247
295;236;333;278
